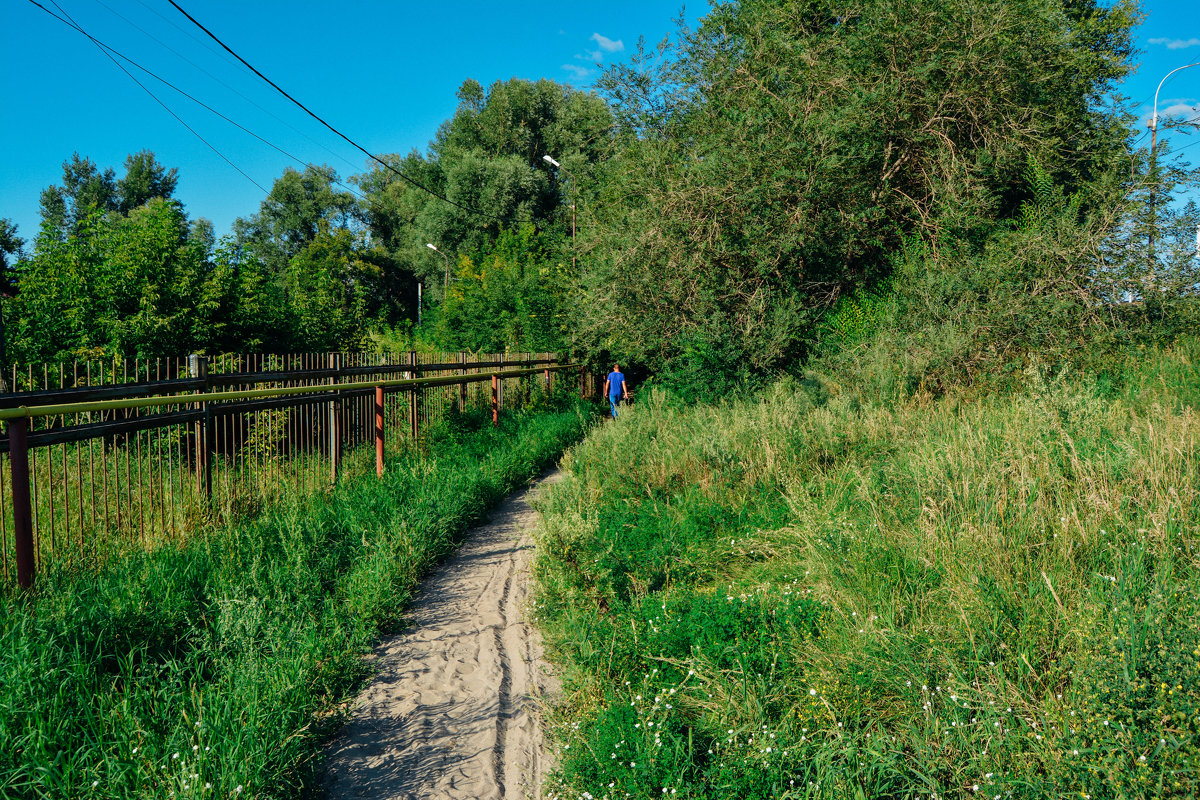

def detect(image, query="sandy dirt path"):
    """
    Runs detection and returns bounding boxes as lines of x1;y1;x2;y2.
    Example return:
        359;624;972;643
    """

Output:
322;471;561;800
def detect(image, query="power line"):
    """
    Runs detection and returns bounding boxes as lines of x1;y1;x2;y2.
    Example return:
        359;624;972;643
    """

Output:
30;0;367;203
92;0;365;176
167;0;503;224
32;0;269;195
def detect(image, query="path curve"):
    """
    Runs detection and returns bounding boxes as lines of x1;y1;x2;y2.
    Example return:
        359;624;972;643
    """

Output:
322;471;561;800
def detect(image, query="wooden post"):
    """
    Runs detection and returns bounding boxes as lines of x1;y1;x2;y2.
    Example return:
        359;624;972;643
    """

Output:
9;418;35;590
408;351;419;439
375;384;385;478
329;353;341;484
491;374;500;426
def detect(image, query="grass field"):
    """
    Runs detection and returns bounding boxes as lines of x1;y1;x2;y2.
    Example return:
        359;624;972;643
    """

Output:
0;397;592;799
533;343;1200;799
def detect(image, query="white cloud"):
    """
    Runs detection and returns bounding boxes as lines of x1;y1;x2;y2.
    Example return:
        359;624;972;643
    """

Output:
1140;101;1199;127
1161;101;1199;117
562;63;594;80
591;33;624;53
1148;37;1200;50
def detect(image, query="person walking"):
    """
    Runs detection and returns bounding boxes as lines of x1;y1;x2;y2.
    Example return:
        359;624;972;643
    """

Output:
603;363;630;419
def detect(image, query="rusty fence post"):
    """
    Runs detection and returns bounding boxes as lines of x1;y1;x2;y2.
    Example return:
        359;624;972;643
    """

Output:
329;353;341;484
375;384;385;478
491;374;500;426
9;418;35;590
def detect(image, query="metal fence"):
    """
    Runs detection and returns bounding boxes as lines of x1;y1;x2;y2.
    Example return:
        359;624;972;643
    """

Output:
0;351;582;589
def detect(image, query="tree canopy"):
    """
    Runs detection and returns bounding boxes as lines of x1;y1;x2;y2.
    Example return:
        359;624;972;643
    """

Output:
6;2;1197;389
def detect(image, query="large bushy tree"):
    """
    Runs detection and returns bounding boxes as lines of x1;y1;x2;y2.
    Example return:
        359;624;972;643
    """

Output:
579;0;1141;386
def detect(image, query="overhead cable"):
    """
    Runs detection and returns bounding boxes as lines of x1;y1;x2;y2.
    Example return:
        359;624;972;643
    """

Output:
31;0;269;194
93;0;365;175
168;0;504;224
30;0;366;202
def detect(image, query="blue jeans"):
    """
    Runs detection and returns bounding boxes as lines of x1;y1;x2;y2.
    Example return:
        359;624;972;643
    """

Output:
609;394;621;418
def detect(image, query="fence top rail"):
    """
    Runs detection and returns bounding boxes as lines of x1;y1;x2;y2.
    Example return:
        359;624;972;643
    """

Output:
0;364;580;422
0;355;561;409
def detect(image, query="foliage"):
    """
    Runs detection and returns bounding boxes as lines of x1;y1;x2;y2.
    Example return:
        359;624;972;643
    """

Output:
578;0;1142;388
432;226;572;353
353;77;612;311
535;341;1200;799
8;200;212;360
5;156;403;359
0;402;591;799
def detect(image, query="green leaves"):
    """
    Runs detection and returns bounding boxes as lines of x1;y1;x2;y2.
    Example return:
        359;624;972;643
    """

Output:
580;0;1141;388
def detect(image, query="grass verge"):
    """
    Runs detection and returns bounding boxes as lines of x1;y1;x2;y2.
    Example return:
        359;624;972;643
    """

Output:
0;399;591;799
534;343;1200;799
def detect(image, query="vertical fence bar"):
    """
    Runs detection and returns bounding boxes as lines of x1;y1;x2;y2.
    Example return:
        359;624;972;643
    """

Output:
9;419;35;590
408;351;418;440
492;374;500;427
375;385;385;479
189;355;207;495
329;353;341;485
204;407;214;504
459;352;468;411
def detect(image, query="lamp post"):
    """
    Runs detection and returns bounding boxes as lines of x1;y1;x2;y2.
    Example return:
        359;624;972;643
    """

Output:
1147;63;1200;282
543;154;577;270
426;243;450;296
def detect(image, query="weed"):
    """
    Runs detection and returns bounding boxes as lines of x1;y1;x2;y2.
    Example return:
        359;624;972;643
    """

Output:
0;400;592;799
536;342;1200;799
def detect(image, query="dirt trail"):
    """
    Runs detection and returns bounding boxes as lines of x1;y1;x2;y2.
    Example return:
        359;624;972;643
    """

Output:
322;472;561;800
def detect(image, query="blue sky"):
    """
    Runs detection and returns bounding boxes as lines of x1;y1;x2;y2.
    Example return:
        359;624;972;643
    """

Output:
1;0;1197;244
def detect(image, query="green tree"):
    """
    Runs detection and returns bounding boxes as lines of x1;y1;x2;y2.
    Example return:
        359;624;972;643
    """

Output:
285;224;376;350
236;164;358;275
355;77;612;312
434;226;571;353
580;0;1140;388
9;199;211;360
116;150;179;213
0;218;25;384
38;152;117;239
0;219;23;296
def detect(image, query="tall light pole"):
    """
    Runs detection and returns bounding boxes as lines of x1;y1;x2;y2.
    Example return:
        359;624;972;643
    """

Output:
543;154;577;270
1148;63;1200;284
426;243;450;296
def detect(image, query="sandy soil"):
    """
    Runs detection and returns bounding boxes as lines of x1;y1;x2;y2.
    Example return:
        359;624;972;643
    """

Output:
321;471;560;800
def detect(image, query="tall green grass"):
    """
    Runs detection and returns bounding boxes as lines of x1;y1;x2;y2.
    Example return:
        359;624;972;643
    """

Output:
534;342;1200;799
0;400;591;799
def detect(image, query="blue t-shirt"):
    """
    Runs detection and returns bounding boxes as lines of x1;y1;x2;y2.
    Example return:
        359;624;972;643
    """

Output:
608;371;625;397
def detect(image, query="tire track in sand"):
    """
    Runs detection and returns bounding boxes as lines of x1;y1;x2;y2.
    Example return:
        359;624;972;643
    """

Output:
322;471;561;800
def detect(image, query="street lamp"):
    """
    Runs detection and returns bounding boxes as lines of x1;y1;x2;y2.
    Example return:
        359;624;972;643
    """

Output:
1147;62;1200;281
426;243;451;295
543;154;577;269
